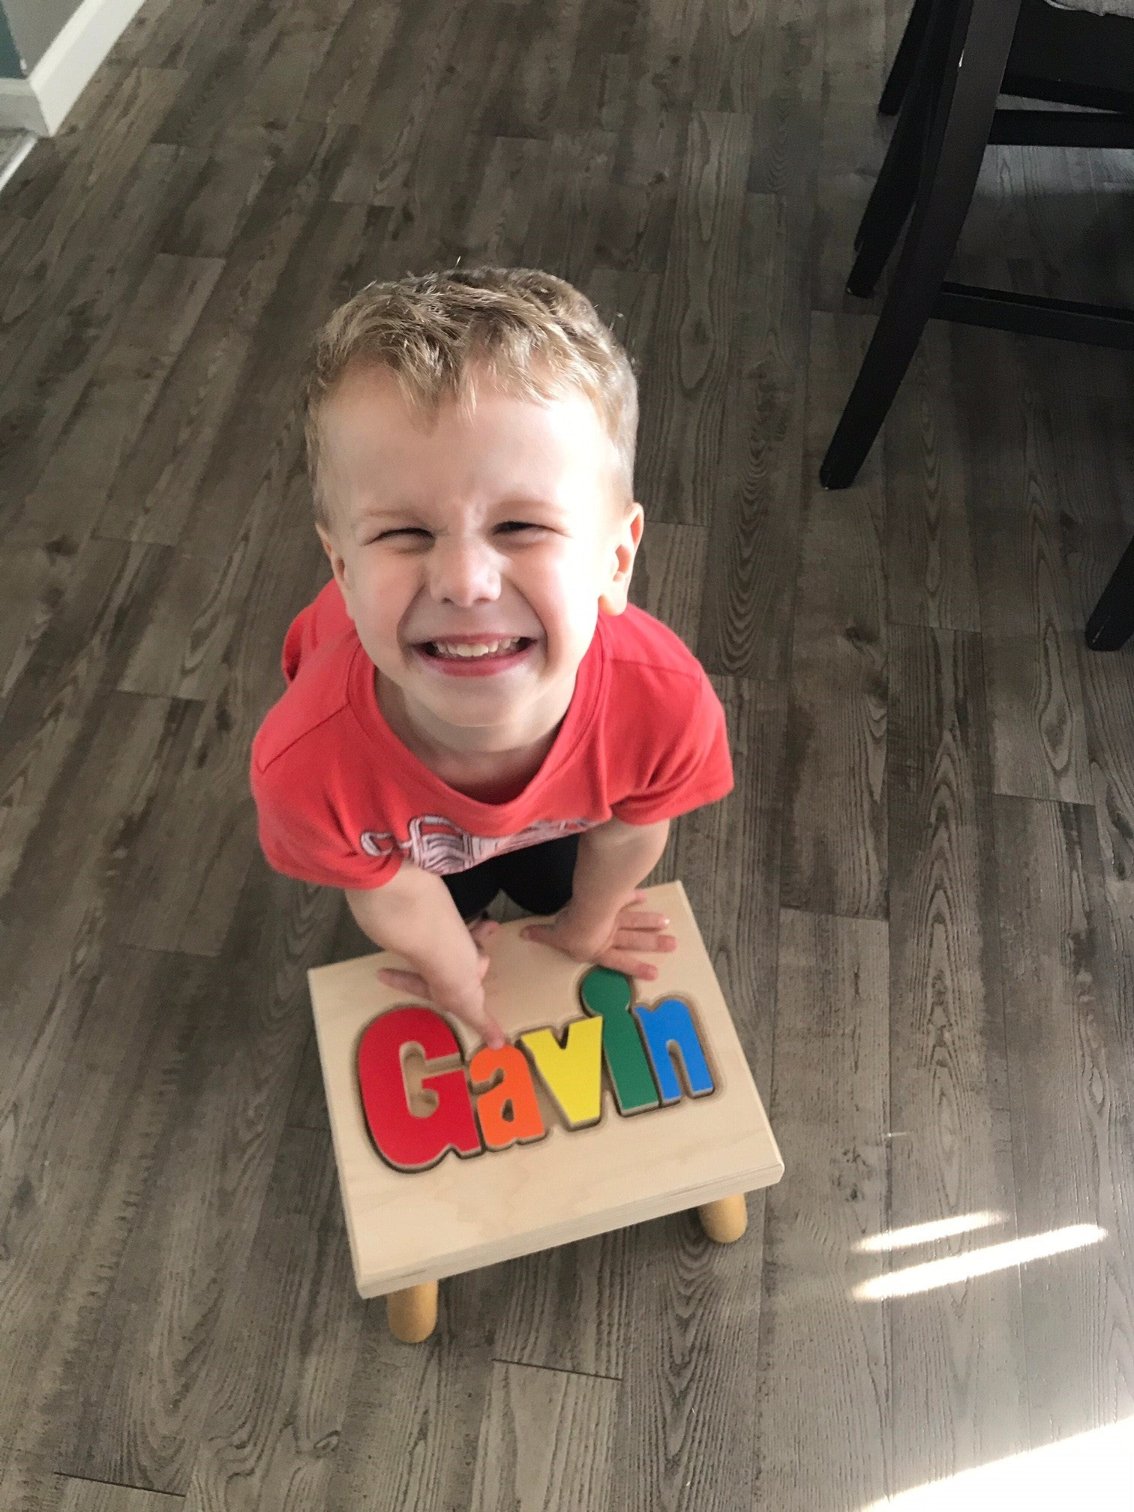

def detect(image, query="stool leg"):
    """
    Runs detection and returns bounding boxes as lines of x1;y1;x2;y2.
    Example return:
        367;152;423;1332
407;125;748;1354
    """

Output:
386;1281;438;1343
698;1194;748;1243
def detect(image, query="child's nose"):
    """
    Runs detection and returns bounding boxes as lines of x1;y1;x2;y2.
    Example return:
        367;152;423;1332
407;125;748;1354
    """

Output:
429;537;501;606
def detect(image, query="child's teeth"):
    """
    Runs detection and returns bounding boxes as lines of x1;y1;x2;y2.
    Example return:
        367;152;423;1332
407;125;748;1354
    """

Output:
434;639;520;658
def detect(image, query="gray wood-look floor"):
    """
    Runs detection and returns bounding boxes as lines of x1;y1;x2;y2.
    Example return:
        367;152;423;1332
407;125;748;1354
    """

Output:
2;0;1133;1506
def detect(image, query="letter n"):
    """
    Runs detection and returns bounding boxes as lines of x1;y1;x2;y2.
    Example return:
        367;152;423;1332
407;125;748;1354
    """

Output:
633;997;715;1104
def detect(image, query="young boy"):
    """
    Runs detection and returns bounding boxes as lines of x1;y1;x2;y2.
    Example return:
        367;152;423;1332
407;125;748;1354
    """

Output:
250;268;733;1048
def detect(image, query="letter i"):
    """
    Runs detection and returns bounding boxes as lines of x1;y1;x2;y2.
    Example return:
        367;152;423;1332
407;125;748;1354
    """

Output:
578;966;659;1114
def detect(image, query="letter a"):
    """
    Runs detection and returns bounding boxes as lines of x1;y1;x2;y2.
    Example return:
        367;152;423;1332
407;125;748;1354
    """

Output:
470;1045;546;1150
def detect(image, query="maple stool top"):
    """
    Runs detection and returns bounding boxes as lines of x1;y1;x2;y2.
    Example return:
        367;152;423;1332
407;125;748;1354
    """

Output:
308;881;784;1299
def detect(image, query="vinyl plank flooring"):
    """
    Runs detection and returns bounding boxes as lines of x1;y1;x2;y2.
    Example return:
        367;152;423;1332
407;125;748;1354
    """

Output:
325;1268;500;1512
887;625;1029;1488
755;908;890;1512
53;867;341;1491
613;1207;765;1512
0;695;207;1461
637;110;752;525
111;466;330;956
1080;646;1134;890
522;129;620;288
469;1362;619;1512
983;630;1092;803
3;139;192;524
182;1128;360;1510
994;796;1134;1448
555;9;636;133
0;539;176;899
15;253;224;550
156;141;280;259
697;190;812;681
689;0;766;112
5;946;215;1473
0;543;68;709
781;314;888;919
458;137;551;268
482;0;592;141
95;121;358;550
883;325;981;633
629;520;708;653
111;199;367;696
609;674;783;1511
0;1459;182;1512
491;1229;631;1379
329;0;472;208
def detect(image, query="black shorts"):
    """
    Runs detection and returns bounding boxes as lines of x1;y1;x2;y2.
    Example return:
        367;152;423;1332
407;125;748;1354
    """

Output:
441;833;579;922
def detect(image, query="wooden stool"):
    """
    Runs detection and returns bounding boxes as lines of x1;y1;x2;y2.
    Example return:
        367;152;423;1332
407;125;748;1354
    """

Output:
309;882;782;1343
383;1195;749;1343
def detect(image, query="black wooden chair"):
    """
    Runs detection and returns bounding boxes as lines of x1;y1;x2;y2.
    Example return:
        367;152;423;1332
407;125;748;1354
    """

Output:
820;0;1134;649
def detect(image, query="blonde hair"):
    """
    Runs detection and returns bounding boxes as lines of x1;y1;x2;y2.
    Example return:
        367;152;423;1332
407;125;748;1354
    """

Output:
303;267;638;529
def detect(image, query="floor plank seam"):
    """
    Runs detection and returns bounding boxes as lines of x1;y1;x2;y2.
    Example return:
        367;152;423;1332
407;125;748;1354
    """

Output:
49;1470;184;1500
489;1355;623;1384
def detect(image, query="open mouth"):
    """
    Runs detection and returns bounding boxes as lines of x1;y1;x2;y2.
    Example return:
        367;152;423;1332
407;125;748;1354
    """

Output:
419;637;534;661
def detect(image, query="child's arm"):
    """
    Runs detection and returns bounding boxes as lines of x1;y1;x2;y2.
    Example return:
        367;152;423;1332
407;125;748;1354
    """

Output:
345;866;506;1046
522;816;677;979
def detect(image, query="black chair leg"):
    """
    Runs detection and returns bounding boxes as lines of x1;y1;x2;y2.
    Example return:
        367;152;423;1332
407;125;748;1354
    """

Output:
880;0;936;115
1086;535;1134;650
821;0;1021;489
850;69;936;288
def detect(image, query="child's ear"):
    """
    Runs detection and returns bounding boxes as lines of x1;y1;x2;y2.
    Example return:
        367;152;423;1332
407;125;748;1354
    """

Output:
317;522;354;604
598;502;644;616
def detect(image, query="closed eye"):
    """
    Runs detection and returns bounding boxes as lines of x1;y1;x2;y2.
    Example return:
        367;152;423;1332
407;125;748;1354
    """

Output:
495;521;547;536
374;527;432;543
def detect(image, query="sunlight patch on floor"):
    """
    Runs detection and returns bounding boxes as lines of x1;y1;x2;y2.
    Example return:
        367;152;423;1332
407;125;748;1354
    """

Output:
856;1211;1007;1254
854;1224;1107;1300
863;1416;1134;1509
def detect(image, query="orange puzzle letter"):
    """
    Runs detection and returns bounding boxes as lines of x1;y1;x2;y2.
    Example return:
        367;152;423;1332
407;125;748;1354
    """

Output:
469;1045;546;1151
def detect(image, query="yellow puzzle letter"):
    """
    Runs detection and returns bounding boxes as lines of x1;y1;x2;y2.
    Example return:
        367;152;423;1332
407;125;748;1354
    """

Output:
520;1017;604;1128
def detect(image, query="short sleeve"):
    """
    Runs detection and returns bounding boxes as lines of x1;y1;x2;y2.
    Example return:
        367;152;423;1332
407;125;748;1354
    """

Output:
281;577;352;684
611;670;733;825
250;749;403;891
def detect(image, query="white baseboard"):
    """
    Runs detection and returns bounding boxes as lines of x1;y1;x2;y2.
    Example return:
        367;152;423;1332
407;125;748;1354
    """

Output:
0;0;149;136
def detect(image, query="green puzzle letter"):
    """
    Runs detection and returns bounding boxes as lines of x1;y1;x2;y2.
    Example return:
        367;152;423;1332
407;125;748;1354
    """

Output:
578;966;660;1115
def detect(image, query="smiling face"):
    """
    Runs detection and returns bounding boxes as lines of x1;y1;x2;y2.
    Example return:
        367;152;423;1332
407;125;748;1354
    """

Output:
316;365;643;761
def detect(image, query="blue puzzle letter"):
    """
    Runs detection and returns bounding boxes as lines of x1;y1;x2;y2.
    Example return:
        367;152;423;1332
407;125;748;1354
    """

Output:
633;996;715;1103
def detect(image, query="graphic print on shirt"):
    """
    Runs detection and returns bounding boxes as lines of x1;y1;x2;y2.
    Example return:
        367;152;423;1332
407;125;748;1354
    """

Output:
359;815;594;874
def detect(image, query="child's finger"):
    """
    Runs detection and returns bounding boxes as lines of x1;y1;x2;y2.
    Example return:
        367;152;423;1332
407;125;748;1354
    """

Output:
469;918;500;949
596;949;659;981
377;966;430;996
615;910;670;932
613;929;677;953
465;1006;507;1049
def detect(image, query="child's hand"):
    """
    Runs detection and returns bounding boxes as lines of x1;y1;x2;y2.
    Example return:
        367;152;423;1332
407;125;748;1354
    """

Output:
521;892;677;981
377;919;507;1048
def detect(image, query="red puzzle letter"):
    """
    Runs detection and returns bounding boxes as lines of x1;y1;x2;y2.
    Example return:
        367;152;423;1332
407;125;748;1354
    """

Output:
358;1006;482;1171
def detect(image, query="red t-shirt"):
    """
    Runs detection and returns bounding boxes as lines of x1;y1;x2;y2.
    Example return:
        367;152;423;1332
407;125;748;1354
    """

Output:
250;578;733;890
